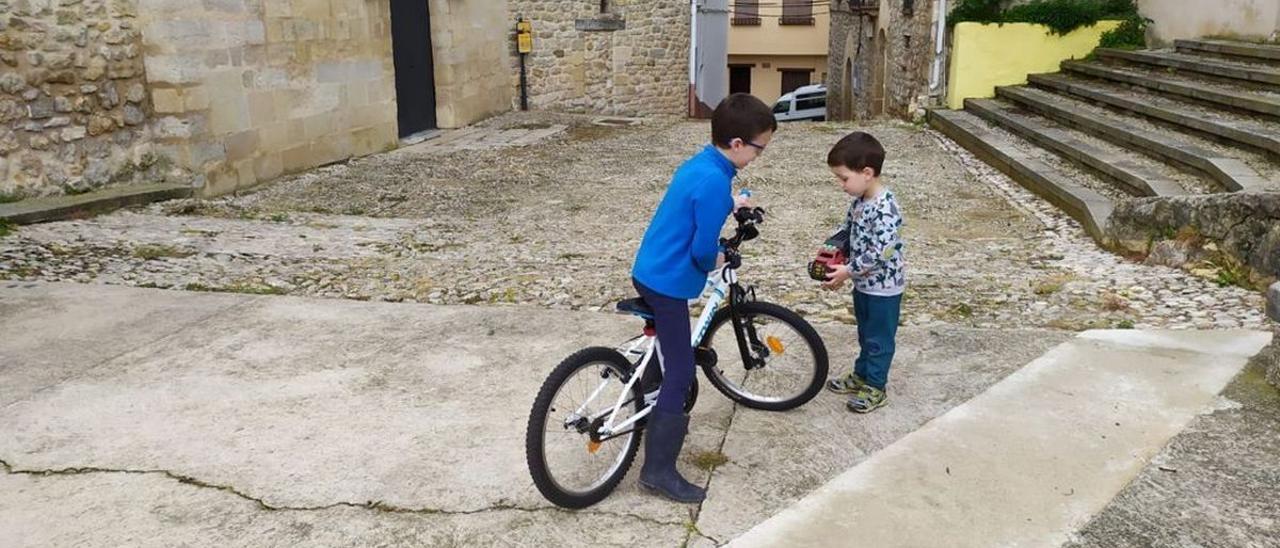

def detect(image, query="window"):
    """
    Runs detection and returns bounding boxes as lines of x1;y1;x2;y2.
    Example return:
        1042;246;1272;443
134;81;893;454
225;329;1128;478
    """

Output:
733;0;760;26
796;94;826;111
773;101;791;114
730;65;753;95
780;70;811;96
781;0;814;25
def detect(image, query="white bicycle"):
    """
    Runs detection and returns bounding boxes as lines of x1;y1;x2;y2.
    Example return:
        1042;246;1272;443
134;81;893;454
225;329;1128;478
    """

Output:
526;207;829;508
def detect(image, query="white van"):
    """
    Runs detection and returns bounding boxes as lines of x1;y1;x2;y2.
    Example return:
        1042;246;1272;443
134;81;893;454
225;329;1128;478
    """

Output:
772;84;827;122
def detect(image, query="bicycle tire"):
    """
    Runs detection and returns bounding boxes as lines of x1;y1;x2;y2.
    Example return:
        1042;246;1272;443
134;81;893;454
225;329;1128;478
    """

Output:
699;301;828;411
526;347;643;508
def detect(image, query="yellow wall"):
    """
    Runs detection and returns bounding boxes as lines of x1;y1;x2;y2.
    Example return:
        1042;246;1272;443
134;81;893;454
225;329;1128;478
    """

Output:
729;55;827;105
946;21;1122;110
728;10;829;56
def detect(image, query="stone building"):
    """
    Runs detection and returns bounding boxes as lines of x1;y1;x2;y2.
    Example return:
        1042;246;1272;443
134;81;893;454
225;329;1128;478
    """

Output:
505;0;690;117
1;0;159;197
826;0;942;121
1;0;689;201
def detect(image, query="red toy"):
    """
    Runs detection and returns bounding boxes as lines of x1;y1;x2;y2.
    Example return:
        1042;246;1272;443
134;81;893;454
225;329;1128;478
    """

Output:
808;230;849;281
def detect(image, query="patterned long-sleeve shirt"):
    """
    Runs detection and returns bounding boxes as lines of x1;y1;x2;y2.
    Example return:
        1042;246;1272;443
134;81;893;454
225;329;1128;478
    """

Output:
829;189;906;296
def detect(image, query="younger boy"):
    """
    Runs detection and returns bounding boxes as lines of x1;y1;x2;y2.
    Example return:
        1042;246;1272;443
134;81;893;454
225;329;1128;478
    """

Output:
631;93;776;503
820;132;906;414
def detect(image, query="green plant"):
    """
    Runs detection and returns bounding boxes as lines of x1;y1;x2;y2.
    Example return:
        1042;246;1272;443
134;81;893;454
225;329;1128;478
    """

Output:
267;212;291;223
0;190;25;204
1115;319;1136;329
0;218;13;238
1098;13;1150;49
950;0;1143;39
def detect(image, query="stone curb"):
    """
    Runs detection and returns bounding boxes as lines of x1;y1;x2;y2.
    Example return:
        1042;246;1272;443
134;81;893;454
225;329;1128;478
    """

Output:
1062;61;1280;119
1029;73;1280;161
996;85;1271;193
1097;48;1280;86
928;109;1114;242
1175;39;1280;62
0;184;192;225
965;97;1184;197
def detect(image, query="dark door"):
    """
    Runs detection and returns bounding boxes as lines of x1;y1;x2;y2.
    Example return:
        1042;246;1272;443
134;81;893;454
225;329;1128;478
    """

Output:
729;65;752;95
390;0;437;137
780;69;811;96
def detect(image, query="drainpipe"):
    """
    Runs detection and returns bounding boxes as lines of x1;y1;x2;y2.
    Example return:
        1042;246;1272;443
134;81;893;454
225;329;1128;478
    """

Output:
928;0;946;95
689;0;698;117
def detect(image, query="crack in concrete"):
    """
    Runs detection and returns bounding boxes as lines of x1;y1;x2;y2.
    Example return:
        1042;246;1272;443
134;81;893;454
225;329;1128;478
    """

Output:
0;457;684;527
683;400;740;548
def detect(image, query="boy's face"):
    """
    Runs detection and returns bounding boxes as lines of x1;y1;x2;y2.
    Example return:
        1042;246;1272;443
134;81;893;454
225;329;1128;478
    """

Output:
723;130;774;169
830;165;875;197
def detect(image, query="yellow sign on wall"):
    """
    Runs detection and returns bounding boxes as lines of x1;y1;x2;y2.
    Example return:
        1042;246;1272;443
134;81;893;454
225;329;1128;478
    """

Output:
517;20;533;54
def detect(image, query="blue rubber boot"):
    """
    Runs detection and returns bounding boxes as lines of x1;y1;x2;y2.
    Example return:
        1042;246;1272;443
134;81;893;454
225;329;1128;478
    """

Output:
639;411;706;503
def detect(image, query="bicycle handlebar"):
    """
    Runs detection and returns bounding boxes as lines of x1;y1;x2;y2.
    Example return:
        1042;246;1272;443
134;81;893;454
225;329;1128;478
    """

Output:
720;206;765;270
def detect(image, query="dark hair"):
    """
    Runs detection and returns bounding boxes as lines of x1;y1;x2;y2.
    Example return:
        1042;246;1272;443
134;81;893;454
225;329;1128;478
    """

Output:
711;93;778;148
827;131;885;176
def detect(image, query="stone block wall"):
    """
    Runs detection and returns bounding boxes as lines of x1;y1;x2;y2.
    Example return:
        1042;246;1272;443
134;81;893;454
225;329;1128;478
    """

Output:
139;0;399;196
827;0;939;121
0;0;169;198
1106;192;1280;289
429;0;514;129
506;0;689;117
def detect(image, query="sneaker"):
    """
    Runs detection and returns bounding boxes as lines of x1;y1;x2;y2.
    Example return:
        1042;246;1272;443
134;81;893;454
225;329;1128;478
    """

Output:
847;386;888;413
826;371;867;394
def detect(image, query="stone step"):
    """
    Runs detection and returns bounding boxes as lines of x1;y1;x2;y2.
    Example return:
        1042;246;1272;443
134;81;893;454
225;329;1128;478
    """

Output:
1175;39;1280;63
1098;48;1280;87
1062;61;1280;119
928;109;1114;241
965;98;1186;197
1028;73;1280;159
0;184;193;225
996;86;1274;193
730;330;1274;548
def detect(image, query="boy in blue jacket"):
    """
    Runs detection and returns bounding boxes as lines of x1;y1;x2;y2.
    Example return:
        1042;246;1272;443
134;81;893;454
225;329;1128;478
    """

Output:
631;93;776;503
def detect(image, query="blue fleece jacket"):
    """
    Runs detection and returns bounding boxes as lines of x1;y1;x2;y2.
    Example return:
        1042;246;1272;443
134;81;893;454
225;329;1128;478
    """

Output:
632;145;736;299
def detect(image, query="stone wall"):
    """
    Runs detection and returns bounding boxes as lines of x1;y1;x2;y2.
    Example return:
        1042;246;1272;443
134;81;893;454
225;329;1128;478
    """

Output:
428;0;514;129
0;0;175;198
826;0;939;121
1137;0;1280;45
506;0;689;116
139;0;399;197
1106;192;1280;289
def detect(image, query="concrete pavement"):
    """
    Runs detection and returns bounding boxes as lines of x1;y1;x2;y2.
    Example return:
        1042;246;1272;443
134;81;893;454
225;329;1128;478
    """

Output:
1;281;1072;547
4;281;1270;547
730;330;1272;547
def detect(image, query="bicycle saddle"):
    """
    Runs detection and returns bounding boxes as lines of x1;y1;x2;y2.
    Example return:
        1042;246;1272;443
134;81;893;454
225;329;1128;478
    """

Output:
615;297;654;319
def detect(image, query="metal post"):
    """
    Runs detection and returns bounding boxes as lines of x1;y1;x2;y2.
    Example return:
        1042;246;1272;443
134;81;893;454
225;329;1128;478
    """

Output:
520;52;528;111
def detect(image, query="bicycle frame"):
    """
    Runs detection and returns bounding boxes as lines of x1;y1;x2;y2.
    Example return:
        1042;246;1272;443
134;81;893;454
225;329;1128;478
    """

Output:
567;265;743;439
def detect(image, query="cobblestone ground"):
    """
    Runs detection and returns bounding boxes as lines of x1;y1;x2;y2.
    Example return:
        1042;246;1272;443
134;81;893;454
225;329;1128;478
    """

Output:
0;112;1270;330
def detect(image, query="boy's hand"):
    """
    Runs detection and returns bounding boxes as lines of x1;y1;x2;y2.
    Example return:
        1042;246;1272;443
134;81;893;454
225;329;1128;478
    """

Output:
733;193;751;211
822;264;852;290
716;251;726;269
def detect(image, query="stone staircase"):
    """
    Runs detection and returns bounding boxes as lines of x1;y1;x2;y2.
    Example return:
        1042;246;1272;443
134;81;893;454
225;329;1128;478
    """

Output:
930;39;1280;242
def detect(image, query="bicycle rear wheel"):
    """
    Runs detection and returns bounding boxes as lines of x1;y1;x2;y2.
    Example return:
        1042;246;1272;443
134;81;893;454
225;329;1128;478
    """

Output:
699;301;828;411
526;347;644;508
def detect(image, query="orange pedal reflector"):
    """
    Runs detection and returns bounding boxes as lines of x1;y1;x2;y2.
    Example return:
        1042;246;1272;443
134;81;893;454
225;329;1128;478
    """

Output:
587;440;602;454
766;336;785;354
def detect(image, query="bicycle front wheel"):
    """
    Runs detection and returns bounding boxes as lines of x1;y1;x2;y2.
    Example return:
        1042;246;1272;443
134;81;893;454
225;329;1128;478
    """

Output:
526;347;644;508
699;301;828;411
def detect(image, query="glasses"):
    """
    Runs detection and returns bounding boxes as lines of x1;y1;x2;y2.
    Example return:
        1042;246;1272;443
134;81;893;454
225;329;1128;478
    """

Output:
741;139;766;152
